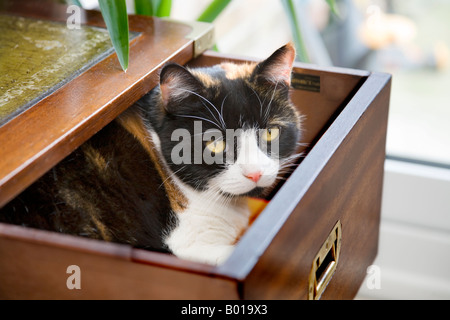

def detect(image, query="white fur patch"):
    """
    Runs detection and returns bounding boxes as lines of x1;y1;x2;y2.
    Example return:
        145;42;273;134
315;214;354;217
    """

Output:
213;129;279;195
162;129;280;265
164;178;250;265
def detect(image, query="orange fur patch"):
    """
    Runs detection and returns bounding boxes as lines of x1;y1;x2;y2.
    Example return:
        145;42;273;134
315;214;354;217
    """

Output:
190;69;220;87
117;107;188;213
84;145;108;172
60;187;113;241
220;62;256;80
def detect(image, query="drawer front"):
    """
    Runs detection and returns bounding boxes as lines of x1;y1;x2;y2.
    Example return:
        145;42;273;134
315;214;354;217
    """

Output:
240;73;391;299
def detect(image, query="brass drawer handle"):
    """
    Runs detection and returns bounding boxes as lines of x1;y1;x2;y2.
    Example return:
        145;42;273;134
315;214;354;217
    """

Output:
308;220;342;300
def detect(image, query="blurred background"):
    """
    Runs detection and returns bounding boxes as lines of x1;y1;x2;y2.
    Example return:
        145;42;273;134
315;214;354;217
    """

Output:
82;0;450;299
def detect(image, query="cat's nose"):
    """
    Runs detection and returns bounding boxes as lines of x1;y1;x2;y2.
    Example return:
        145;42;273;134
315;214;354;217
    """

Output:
244;171;262;183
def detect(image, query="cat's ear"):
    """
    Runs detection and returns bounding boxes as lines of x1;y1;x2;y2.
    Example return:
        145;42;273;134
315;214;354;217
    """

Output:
252;42;296;86
159;63;204;109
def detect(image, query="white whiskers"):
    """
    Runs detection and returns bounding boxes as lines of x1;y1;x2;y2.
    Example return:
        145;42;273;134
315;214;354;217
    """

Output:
248;85;264;118
176;114;222;130
263;81;279;123
177;88;226;130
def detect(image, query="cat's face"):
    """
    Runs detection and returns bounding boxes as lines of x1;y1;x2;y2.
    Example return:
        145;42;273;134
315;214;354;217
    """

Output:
153;43;301;198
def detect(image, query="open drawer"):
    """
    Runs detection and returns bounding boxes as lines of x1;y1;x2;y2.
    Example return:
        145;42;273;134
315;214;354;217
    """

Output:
0;48;391;299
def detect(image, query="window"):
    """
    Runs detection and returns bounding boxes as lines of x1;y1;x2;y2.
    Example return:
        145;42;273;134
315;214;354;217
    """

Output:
351;0;450;166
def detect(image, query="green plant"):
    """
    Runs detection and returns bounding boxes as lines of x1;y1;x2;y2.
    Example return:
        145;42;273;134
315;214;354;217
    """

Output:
71;0;338;71
134;0;172;17
197;0;232;23
282;0;339;63
94;0;232;71
98;0;129;71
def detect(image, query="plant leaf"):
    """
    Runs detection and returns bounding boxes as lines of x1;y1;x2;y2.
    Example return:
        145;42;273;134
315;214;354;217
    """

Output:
156;0;172;17
281;0;309;62
70;0;83;6
135;0;172;17
197;0;232;23
135;0;154;16
325;0;340;16
98;0;129;72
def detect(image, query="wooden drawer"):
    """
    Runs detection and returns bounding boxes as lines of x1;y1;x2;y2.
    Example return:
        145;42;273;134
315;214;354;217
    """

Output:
0;51;391;300
0;1;391;300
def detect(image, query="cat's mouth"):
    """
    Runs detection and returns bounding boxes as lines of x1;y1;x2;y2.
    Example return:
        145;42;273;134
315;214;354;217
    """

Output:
212;170;278;198
219;186;266;198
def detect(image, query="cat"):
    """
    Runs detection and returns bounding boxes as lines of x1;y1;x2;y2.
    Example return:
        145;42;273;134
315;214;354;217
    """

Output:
0;43;302;265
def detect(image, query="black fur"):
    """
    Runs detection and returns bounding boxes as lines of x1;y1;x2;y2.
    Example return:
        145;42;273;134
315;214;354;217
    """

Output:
0;121;176;252
140;58;300;193
0;44;301;253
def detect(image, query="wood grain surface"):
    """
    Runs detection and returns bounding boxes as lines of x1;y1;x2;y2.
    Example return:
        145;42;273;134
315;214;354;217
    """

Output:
0;0;196;208
238;73;391;299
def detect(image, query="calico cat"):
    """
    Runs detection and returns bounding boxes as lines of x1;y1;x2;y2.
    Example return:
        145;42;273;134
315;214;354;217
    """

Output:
0;43;302;265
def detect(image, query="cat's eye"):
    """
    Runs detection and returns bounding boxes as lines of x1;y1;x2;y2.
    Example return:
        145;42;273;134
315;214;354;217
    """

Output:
206;139;226;153
261;127;280;142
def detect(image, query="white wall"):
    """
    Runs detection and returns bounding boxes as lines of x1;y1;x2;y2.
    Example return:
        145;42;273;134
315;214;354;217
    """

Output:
356;160;450;299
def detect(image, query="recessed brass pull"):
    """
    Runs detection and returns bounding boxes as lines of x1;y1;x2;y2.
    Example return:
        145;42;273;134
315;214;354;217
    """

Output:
308;220;342;300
